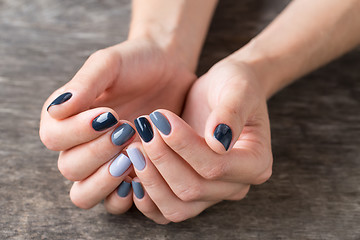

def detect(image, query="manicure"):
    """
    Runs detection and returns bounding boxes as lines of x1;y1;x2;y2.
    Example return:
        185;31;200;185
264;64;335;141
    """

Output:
47;92;72;111
126;148;146;171
132;181;144;199
214;123;232;151
149;111;171;135
92;112;118;131
117;181;131;198
134;117;153;142
109;154;131;177
111;123;135;146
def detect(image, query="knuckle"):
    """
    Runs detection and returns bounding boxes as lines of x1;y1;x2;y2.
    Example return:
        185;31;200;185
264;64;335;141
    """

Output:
169;136;192;156
39;127;61;151
88;49;118;68
253;168;272;185
163;210;189;223
148;149;170;167
57;155;82;181
175;181;203;202
228;186;250;201
200;162;226;180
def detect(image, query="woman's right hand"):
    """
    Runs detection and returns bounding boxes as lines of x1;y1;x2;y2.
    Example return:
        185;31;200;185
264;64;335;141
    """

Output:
39;37;196;211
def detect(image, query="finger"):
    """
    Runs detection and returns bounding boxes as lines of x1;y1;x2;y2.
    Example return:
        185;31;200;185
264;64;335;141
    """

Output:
45;47;120;120
135;114;245;201
148;110;271;183
204;70;260;154
69;153;132;209
40;107;119;151
58;121;135;181
104;177;133;215
131;178;170;225
125;142;216;223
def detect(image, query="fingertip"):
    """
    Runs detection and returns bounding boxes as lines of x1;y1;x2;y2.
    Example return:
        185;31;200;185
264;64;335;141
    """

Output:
46;91;74;119
204;109;241;154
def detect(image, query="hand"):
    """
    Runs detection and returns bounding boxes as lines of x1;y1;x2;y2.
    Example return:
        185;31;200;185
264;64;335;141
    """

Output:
128;59;273;223
39;38;195;211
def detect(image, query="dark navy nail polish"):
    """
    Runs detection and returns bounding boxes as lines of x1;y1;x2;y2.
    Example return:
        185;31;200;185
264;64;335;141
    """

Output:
47;92;72;111
117;181;131;198
149;111;171;135
92;112;118;131
111;123;135;146
214;124;232;151
134;117;153;142
132;181;144;199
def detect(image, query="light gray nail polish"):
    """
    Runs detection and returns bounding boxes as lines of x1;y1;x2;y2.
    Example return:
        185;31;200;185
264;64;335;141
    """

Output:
111;123;135;146
109;154;131;177
132;181;144;199
117;181;131;197
149;111;171;135
126;148;146;171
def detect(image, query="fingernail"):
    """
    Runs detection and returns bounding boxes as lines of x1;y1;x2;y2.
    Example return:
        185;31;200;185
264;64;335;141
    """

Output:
92;112;118;131
111;123;135;146
132;181;144;199
47;92;72;111
109;154;131;177
214;123;232;151
126;148;146;171
117;181;131;197
134;117;153;142
149;111;171;135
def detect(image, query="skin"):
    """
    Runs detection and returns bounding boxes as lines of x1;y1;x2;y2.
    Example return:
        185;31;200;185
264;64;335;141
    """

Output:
39;0;360;224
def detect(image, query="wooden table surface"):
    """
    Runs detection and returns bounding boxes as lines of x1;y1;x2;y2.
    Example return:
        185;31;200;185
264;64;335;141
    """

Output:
1;1;359;239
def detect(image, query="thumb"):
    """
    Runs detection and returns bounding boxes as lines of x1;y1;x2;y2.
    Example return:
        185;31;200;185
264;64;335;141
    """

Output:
204;79;257;154
45;48;119;120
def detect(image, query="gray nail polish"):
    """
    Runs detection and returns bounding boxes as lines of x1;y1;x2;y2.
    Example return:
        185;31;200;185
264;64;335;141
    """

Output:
117;181;131;197
126;148;146;171
109;154;131;177
149;111;171;135
111;123;135;146
132;181;144;199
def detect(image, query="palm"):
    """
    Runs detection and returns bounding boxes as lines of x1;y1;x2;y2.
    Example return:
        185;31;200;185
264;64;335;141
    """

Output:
92;39;195;121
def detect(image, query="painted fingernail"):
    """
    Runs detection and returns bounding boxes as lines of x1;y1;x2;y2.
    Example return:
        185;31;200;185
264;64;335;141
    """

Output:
92;112;118;131
132;181;144;199
117;181;131;197
150;111;171;135
109;154;131;177
111;123;135;146
214;123;232;151
134;117;153;142
126;148;146;171
47;92;72;111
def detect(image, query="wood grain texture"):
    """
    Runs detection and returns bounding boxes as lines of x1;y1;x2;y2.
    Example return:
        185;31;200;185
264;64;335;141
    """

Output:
0;0;359;239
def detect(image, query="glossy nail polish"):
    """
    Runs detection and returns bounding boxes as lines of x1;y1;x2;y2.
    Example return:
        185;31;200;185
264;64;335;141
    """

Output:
111;123;135;146
47;92;72;111
109;154;131;177
126;148;146;171
149;111;171;135
214;123;232;151
132;181;144;199
92;112;118;131
117;181;131;197
134;117;153;142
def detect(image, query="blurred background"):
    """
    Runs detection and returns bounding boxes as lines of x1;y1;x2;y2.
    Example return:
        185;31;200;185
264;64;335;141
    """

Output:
0;1;359;239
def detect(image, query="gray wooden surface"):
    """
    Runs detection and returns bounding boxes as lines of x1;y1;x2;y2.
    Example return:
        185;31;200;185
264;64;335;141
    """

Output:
1;0;359;239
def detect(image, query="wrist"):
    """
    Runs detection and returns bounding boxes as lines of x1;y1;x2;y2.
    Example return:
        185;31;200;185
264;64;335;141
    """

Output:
128;22;196;71
227;38;292;99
